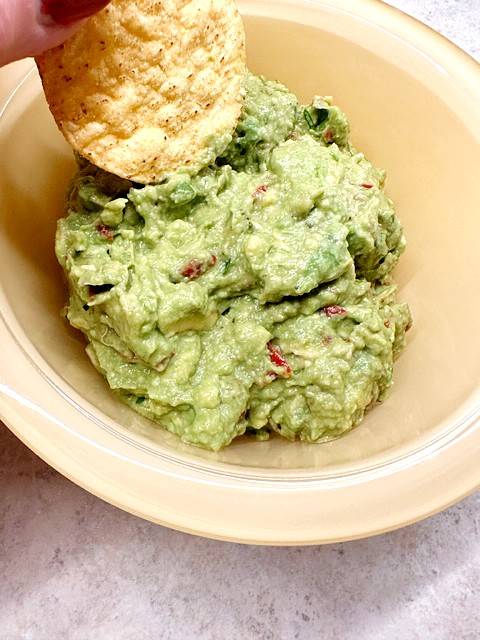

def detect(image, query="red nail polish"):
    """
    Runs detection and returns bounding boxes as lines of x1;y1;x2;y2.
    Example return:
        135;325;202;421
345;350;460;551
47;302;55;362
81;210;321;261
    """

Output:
41;0;111;25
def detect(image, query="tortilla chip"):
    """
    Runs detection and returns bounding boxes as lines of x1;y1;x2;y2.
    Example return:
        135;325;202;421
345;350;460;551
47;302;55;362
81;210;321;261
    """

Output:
36;0;246;183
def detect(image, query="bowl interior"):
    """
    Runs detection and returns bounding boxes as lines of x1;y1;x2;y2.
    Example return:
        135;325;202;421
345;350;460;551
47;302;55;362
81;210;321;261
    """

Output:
1;2;479;475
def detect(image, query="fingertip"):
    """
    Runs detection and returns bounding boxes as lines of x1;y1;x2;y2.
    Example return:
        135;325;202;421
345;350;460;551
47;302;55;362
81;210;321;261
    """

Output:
0;0;110;66
40;0;111;26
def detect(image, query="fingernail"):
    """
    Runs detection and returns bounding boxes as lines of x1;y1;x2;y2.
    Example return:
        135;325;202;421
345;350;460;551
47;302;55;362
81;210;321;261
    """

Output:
40;0;111;25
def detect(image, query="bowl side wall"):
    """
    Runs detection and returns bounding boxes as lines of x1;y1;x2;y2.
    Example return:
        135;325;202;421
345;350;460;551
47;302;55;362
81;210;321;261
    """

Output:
0;8;479;474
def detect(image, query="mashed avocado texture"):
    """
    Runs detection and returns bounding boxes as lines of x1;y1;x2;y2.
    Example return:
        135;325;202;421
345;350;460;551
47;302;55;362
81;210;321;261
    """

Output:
56;74;411;451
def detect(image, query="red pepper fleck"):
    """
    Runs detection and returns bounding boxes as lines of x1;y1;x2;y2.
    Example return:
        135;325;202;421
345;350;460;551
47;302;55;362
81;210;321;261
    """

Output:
361;183;374;189
384;320;391;328
154;351;175;372
181;254;217;279
323;127;335;143
253;184;268;199
323;305;347;318
97;223;114;240
267;343;292;378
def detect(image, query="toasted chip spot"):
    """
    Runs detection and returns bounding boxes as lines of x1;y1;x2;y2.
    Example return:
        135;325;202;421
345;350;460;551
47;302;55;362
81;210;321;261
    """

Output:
36;0;246;184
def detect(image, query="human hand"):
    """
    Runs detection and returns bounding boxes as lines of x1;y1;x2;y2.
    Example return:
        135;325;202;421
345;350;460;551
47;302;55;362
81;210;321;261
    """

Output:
0;0;111;67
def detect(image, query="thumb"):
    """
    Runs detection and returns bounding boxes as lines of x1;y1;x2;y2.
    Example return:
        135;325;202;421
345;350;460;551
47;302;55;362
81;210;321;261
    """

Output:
0;0;110;67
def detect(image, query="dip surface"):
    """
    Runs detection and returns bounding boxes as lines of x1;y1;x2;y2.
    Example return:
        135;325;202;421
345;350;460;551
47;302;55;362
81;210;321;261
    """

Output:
56;74;411;451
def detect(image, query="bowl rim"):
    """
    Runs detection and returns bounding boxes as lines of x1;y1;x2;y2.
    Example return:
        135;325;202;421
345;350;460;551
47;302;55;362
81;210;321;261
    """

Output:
1;0;479;544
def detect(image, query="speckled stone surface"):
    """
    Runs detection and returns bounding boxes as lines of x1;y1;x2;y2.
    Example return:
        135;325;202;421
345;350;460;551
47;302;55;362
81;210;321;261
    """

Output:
1;2;479;639
384;0;480;60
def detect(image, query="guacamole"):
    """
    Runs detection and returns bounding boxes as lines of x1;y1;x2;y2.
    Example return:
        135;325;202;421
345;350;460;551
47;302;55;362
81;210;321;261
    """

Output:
56;73;411;451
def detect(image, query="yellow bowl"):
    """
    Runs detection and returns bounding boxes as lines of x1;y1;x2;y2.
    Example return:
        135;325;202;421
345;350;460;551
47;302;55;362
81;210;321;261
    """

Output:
1;0;479;544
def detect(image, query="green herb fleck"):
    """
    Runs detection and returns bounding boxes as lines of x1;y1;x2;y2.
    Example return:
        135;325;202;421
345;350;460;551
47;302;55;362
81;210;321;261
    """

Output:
304;108;315;129
315;107;329;126
170;181;196;205
304;107;329;129
222;257;233;275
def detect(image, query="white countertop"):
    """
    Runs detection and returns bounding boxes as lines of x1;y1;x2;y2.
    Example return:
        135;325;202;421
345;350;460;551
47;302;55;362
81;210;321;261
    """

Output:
1;2;479;638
